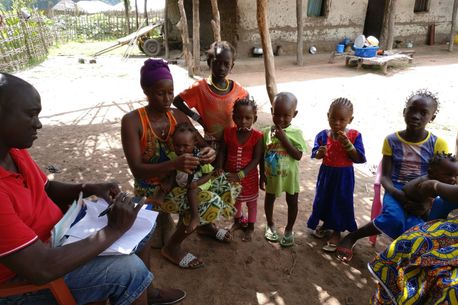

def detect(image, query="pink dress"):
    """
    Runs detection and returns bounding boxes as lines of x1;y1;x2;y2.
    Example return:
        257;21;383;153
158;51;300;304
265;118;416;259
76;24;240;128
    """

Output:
223;127;263;202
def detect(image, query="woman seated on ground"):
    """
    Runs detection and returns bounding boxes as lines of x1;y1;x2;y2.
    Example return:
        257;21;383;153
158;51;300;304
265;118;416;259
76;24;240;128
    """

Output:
121;59;239;269
369;176;458;305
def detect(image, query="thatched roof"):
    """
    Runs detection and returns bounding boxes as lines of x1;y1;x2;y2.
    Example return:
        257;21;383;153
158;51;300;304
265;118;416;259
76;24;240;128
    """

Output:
52;0;76;11
76;0;113;13
111;0;164;13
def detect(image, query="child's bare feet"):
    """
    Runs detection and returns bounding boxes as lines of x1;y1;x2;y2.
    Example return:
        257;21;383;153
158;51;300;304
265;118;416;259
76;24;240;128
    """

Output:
185;215;200;234
242;223;254;242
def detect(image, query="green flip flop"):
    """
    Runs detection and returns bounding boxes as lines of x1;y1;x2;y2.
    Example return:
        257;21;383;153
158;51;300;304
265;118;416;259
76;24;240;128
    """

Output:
280;231;295;247
264;226;279;242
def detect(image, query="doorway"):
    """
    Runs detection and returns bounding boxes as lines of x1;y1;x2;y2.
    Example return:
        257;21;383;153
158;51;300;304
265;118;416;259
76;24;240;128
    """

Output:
363;0;387;39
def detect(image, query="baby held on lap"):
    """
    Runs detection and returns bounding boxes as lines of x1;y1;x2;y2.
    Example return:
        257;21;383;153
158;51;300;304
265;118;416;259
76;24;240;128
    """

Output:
403;152;458;219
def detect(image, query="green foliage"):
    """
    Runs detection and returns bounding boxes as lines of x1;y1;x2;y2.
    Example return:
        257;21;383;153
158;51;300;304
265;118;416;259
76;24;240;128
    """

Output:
0;0;13;10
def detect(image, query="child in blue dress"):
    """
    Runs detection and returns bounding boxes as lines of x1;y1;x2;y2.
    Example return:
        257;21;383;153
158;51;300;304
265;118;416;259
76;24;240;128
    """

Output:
307;98;366;252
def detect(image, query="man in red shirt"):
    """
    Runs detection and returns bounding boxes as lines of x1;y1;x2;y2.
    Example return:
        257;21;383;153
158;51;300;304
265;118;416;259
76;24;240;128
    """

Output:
0;73;185;305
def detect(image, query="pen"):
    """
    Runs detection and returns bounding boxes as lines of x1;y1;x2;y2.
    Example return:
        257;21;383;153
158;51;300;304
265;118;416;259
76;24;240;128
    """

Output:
98;204;113;217
98;195;142;217
98;192;127;218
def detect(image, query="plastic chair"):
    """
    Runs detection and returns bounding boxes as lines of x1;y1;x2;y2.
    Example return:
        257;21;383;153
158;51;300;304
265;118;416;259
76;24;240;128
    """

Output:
369;161;383;246
0;277;106;305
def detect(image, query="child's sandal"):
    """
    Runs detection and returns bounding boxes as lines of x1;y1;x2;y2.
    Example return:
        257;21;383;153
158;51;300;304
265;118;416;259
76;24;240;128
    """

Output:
264;226;279;242
280;231;294;247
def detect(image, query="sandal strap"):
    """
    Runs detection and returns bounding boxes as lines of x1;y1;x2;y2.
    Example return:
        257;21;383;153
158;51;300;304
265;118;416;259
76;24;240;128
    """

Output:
215;229;228;241
179;253;197;268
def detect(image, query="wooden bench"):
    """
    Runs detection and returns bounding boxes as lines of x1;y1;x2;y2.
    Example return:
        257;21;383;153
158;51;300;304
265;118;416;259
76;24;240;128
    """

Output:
345;53;413;75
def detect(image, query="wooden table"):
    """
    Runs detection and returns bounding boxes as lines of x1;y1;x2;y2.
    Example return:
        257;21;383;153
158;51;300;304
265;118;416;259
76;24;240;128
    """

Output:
345;53;413;74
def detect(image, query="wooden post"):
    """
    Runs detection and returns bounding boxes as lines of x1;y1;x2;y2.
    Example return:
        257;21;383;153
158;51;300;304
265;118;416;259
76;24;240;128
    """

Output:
144;0;148;25
382;0;395;50
192;0;200;74
134;0;139;29
210;0;221;42
19;19;32;62
256;0;277;104
448;0;458;52
164;0;169;58
296;0;304;66
123;0;130;33
178;0;193;76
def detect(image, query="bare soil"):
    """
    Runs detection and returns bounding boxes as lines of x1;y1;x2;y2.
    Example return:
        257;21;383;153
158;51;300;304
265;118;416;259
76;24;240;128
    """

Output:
16;42;458;305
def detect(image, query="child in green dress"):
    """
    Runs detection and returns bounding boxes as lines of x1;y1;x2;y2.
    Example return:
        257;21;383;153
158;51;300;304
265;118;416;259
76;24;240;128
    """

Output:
260;92;307;247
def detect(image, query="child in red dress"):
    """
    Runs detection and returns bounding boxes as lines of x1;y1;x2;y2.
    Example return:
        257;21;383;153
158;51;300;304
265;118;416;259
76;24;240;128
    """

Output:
217;98;263;241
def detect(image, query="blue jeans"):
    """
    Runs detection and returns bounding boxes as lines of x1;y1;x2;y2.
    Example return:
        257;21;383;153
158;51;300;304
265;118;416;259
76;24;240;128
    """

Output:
0;255;152;305
0;227;155;305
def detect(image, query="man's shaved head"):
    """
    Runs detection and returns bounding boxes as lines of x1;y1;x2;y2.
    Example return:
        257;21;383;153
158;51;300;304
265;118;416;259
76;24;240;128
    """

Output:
0;73;38;113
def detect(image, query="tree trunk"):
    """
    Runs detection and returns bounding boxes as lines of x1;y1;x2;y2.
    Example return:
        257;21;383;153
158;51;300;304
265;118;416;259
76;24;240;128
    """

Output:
296;0;304;66
164;0;170;58
193;0;200;74
178;0;193;76
256;0;277;104
144;0;148;25
210;0;221;42
448;0;458;52
382;0;395;50
123;0;130;33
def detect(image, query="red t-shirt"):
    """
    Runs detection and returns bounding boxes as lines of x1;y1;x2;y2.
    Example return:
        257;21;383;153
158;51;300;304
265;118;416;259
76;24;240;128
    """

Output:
179;79;248;140
0;149;63;283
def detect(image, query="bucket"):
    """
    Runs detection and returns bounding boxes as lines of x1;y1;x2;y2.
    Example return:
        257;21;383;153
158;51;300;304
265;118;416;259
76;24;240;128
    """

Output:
336;44;345;53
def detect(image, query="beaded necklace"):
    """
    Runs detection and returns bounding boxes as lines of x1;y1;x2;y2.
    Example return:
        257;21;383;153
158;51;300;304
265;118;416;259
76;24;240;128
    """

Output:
208;76;229;92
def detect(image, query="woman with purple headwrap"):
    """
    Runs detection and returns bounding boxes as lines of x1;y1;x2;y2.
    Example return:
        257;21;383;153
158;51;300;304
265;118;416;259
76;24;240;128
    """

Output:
121;59;239;269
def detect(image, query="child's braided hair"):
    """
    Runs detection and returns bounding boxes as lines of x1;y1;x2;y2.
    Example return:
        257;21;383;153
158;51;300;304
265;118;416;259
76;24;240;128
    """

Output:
406;89;440;115
233;97;258;116
428;152;456;176
429;152;456;167
207;41;236;65
329;97;353;113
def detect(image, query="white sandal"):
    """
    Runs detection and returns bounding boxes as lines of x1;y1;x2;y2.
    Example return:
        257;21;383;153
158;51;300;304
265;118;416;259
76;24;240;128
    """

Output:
215;228;229;241
178;253;203;269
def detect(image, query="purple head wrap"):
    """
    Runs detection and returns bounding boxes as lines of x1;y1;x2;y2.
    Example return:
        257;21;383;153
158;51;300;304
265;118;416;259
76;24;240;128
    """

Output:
140;58;173;89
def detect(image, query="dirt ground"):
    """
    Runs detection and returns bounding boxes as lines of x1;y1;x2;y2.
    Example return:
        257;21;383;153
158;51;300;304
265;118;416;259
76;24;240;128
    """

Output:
15;42;458;305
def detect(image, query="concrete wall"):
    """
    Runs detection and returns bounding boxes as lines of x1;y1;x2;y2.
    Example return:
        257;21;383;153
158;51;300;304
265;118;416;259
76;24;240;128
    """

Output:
236;0;458;56
236;0;368;56
393;0;456;45
165;0;458;57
